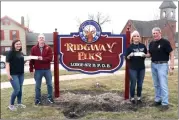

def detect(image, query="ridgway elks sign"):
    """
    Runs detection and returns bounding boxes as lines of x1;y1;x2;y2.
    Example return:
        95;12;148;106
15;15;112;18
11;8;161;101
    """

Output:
58;20;126;74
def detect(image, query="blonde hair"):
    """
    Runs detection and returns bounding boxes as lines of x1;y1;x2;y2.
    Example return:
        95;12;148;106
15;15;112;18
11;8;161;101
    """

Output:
130;30;141;44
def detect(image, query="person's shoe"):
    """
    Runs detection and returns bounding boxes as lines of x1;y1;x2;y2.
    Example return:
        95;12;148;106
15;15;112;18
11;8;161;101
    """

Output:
48;98;54;104
130;98;136;104
35;100;42;106
136;97;142;105
159;105;169;111
17;104;26;108
150;101;161;107
8;105;17;111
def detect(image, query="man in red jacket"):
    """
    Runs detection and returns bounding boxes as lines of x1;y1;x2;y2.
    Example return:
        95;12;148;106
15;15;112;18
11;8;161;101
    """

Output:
29;33;54;105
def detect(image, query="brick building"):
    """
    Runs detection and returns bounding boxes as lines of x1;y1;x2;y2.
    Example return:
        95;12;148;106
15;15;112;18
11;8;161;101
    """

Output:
121;1;177;50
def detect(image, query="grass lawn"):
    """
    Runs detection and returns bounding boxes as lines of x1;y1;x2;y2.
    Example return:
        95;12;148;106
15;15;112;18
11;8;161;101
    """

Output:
1;70;178;120
0;70;80;83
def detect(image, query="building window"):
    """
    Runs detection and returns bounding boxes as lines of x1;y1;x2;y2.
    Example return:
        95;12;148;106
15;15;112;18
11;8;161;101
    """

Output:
171;11;174;17
1;30;4;40
5;47;11;51
163;11;166;18
9;30;19;40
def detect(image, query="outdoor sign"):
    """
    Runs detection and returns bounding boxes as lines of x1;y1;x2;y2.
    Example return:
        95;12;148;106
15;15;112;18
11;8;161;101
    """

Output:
58;20;126;74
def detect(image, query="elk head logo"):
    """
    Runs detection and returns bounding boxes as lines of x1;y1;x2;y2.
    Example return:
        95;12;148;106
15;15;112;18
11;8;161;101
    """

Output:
83;25;96;43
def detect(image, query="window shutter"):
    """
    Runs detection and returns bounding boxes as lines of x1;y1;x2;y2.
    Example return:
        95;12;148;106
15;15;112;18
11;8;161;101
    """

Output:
9;30;12;40
1;30;4;40
16;30;20;39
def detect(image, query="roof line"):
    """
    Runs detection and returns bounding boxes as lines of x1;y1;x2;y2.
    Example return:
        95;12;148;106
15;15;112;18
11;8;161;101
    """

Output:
1;15;28;30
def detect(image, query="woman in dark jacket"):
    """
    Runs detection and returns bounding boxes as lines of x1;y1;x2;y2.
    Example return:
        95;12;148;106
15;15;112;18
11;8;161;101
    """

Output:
126;30;147;104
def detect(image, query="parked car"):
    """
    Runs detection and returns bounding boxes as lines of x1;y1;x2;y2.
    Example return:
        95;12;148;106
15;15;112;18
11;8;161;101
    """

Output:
0;55;6;69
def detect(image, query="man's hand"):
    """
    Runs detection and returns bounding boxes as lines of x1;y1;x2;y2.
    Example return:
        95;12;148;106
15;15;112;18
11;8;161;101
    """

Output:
169;62;174;75
170;61;174;69
169;67;174;75
169;50;174;76
38;56;43;60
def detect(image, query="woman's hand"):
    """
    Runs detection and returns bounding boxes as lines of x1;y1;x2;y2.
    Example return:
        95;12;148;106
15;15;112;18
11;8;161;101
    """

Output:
127;52;134;59
145;53;151;58
6;63;12;81
7;74;13;81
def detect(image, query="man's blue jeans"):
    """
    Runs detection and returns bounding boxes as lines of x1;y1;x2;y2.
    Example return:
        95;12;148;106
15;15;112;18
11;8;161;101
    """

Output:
10;74;24;105
129;69;145;98
34;69;53;101
151;63;169;105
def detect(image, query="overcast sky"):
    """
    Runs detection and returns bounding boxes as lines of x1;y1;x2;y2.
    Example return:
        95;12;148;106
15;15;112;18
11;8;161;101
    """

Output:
1;1;178;34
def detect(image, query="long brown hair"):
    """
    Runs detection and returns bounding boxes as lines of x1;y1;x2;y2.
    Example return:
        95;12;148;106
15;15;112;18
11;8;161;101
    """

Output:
11;40;22;51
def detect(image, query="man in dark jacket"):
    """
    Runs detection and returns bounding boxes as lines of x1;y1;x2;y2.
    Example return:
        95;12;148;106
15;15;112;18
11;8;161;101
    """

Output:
29;33;54;105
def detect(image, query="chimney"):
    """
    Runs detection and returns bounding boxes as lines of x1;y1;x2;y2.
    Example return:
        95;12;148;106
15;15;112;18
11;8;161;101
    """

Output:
21;16;24;26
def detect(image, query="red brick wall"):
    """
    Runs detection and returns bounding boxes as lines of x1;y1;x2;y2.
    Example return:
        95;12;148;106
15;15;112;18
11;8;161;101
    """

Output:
161;21;176;49
141;37;153;49
121;20;176;49
121;20;136;35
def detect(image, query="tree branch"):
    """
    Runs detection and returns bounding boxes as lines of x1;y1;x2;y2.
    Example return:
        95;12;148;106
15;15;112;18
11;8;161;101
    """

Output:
76;12;111;28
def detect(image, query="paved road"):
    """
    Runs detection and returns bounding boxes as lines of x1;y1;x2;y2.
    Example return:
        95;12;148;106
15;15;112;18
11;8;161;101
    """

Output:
1;59;178;75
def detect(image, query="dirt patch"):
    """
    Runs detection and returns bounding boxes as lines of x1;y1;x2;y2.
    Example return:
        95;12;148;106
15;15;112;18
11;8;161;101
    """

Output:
41;90;152;119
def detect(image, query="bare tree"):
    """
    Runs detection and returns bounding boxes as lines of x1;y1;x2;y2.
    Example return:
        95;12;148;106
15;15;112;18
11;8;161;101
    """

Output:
88;12;111;26
76;12;111;28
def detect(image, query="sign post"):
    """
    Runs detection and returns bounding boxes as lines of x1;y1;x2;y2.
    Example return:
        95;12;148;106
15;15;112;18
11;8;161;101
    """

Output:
124;27;131;100
53;28;60;98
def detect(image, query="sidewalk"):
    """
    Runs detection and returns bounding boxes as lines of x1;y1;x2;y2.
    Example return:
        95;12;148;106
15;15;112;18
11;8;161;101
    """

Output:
1;66;178;89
